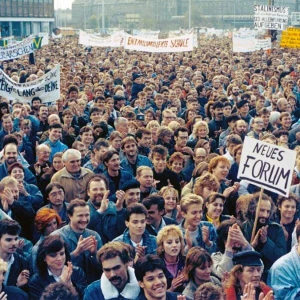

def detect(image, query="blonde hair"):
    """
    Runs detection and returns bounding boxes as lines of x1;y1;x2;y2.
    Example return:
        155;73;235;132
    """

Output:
156;225;184;257
0;259;7;272
136;166;152;177
159;186;179;203
192;121;209;137
180;193;203;213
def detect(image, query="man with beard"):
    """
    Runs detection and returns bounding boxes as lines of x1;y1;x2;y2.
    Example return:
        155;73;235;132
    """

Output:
241;193;286;280
120;137;152;177
228;85;241;105
37;105;49;137
247;117;264;140
87;175;126;244
233;119;248;141
84;242;141;300
0;219;30;290
208;101;227;148
51;199;102;284
0;143;36;185
0;115;15;150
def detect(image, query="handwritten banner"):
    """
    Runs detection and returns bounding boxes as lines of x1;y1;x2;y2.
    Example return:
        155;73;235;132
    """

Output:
79;30;124;48
233;33;271;52
124;33;193;53
237;137;296;196
0;65;60;103
280;27;300;49
0;35;48;60
254;5;288;31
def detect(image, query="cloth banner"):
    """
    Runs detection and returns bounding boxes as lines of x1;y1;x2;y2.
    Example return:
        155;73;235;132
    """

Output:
0;65;60;103
237;137;296;196
254;5;288;31
132;29;160;39
233;34;271;52
0;36;48;60
124;33;193;52
79;30;123;47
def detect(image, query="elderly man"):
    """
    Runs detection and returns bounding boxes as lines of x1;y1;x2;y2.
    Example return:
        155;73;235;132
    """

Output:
51;149;94;202
114;117;129;138
84;242;140;300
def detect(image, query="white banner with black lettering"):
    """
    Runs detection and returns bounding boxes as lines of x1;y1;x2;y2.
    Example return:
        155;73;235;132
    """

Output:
0;36;34;61
237;137;296;196
254;5;289;31
233;34;271;52
79;30;124;47
124;33;194;53
0;65;60;103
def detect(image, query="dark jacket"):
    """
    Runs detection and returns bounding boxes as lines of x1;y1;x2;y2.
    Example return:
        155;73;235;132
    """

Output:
103;170;134;201
152;168;181;195
7;253;30;288
242;221;287;275
87;200;126;244
2;284;28;300
0;200;35;240
145;216;178;236
29;266;87;300
19;182;43;211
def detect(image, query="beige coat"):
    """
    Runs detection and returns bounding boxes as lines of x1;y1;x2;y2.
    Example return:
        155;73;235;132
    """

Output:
51;167;94;202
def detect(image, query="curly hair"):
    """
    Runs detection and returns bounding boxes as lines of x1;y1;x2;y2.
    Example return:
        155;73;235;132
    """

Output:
208;156;230;174
156;225;184;258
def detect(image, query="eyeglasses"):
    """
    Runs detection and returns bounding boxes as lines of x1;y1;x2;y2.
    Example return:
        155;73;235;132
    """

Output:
40;151;50;154
49;190;64;197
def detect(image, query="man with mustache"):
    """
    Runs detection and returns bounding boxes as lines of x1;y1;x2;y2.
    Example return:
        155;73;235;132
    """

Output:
0;219;30;290
0;143;36;185
87;175;127;244
84;241;140;300
241;193;286;281
51;199;103;284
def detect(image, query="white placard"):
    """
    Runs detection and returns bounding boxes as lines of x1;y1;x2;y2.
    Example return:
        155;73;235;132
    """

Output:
254;5;289;31
291;12;300;26
124;33;194;53
0;65;60;104
237;137;296;196
79;30;124;48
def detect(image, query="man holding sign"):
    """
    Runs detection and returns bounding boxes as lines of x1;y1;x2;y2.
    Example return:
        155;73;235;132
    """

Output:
238;136;296;280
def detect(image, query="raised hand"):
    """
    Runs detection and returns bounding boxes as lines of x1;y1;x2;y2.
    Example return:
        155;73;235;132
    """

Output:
98;190;110;213
16;270;30;287
185;226;193;250
202;225;210;245
60;261;73;284
115;190;125;211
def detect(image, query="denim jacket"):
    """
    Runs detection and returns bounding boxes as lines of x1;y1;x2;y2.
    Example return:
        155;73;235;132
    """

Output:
113;228;157;255
178;220;217;254
120;154;152;176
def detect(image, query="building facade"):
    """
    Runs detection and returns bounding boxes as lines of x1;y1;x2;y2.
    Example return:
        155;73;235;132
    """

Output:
0;0;55;37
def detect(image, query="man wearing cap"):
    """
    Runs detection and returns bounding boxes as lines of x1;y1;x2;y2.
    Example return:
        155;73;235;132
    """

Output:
237;100;252;125
120;136;152;177
225;250;272;299
131;73;145;100
268;222;300;299
120;179;141;207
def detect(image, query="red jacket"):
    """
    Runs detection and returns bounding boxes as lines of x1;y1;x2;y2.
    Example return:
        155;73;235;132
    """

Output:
225;282;271;299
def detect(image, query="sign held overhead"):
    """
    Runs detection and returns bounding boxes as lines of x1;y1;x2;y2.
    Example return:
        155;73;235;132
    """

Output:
237;137;296;197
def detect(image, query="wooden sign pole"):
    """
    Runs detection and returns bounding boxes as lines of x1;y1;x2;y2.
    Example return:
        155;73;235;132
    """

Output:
251;188;264;243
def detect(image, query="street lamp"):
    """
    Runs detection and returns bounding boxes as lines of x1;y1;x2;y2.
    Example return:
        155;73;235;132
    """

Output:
188;0;191;29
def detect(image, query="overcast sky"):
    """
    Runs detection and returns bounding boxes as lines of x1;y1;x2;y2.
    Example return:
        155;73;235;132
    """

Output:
54;0;75;9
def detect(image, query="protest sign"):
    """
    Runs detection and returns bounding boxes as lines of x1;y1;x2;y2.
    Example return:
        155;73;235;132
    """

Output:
232;33;256;52
254;5;288;30
0;65;60;104
0;35;48;60
280;27;300;49
79;30;123;48
291;12;300;26
237;137;296;197
124;33;193;53
255;37;271;50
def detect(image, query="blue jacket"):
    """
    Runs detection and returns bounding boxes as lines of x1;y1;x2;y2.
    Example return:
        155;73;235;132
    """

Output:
87;200;126;244
19;182;43;211
0;162;36;185
51;225;103;283
113;228;157;255
103;169;134;201
178;220;217;254
120;154;152;176
84;160;106;174
42;139;68;162
268;245;300;299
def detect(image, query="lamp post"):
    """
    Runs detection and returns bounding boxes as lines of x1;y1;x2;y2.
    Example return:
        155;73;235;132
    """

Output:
102;0;105;33
188;0;191;29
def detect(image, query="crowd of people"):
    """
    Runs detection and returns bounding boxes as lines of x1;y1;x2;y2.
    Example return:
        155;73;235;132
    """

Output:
0;34;298;299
